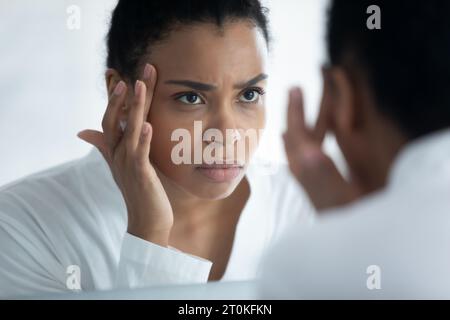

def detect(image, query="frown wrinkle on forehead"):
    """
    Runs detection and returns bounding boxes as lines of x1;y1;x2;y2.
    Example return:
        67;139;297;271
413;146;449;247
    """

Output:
147;22;268;88
164;73;268;92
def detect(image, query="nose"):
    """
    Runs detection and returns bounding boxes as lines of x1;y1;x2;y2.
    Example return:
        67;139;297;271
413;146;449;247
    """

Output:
205;105;240;147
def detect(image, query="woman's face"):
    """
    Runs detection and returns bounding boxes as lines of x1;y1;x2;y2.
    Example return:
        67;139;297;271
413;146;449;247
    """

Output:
142;21;268;200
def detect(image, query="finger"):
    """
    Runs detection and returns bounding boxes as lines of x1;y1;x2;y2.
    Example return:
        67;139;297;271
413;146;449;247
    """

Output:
77;130;111;165
283;131;299;160
312;100;328;145
124;80;146;151
137;122;153;168
286;87;306;140
141;64;157;120
102;81;128;152
283;132;303;178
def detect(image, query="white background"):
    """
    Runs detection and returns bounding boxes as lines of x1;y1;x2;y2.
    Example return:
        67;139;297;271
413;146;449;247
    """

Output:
0;0;332;186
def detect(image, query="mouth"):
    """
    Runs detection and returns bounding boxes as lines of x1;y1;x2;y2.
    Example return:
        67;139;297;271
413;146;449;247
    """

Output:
195;163;244;183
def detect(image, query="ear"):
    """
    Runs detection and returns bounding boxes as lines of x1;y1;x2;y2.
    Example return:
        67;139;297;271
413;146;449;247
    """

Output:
322;66;359;136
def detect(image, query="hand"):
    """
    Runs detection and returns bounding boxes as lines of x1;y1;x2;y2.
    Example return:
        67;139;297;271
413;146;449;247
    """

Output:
283;87;362;211
77;64;173;246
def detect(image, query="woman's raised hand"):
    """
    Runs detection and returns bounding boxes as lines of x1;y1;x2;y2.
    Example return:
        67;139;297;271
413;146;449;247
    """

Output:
77;64;173;247
283;87;362;211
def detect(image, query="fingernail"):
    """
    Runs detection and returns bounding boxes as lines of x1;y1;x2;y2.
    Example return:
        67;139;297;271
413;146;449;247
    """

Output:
289;88;296;101
114;81;125;96
143;64;152;80
289;87;300;99
135;80;142;95
142;123;150;135
76;132;86;142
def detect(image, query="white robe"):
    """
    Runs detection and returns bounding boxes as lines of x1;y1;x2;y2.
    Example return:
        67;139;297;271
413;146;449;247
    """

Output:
0;147;313;298
261;129;450;299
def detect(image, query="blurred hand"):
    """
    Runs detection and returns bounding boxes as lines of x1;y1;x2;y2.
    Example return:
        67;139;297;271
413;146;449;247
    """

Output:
283;87;361;211
77;64;173;247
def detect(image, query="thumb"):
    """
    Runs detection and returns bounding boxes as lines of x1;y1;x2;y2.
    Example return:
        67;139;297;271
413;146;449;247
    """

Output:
77;130;110;163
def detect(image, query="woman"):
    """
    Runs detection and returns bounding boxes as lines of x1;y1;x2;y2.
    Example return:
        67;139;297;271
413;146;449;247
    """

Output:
0;0;313;297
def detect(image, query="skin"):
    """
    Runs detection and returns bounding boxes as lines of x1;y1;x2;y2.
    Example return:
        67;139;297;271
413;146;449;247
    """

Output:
78;21;268;281
284;62;409;211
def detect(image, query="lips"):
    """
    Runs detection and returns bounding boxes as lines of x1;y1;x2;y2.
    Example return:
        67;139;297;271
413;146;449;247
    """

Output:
195;164;243;183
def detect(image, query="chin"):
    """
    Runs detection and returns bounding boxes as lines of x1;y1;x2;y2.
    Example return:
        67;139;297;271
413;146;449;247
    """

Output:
156;163;247;201
191;184;238;200
186;170;247;200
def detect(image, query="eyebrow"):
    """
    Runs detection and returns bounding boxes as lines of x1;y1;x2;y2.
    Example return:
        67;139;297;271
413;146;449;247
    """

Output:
234;73;268;89
165;80;216;91
164;73;268;91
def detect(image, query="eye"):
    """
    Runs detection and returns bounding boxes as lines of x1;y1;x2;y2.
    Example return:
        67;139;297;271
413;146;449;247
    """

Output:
238;88;265;103
176;92;204;105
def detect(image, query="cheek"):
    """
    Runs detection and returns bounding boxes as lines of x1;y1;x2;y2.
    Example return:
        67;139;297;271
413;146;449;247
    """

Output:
234;107;265;161
240;106;266;144
146;103;202;189
257;107;266;129
238;105;265;128
147;103;183;169
148;119;195;190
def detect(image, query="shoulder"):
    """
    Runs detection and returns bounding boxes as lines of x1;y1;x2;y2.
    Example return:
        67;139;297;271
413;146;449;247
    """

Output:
262;185;450;299
0;148;123;257
0;148;125;295
0;153;90;296
0;152;86;217
0;148;127;244
260;192;385;298
0;148;123;217
0;150;100;219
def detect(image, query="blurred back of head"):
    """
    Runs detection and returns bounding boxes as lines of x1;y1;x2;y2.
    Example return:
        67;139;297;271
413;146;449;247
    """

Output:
327;0;450;139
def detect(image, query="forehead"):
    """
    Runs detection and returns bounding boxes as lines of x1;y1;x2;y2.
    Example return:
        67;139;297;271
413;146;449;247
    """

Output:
149;21;268;84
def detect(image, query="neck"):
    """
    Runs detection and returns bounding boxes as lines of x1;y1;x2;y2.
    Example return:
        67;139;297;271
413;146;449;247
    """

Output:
161;177;221;223
154;169;249;229
364;120;409;192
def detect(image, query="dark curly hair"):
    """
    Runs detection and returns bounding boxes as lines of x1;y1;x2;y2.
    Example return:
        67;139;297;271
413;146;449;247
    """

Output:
327;0;450;139
106;0;270;82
